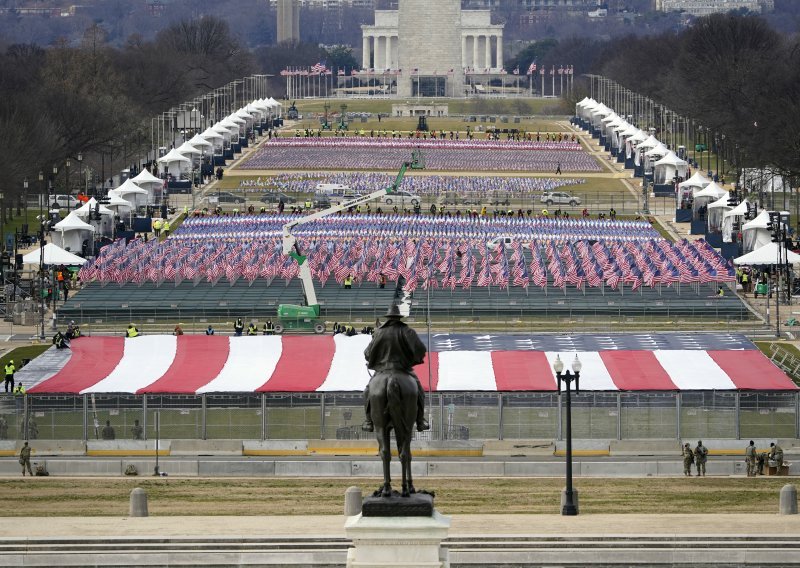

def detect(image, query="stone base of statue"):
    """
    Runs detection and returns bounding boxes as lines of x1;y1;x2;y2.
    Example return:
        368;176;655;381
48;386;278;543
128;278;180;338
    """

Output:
345;494;451;568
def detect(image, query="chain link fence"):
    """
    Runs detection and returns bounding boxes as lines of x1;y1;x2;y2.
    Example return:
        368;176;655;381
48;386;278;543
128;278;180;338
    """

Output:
1;391;797;442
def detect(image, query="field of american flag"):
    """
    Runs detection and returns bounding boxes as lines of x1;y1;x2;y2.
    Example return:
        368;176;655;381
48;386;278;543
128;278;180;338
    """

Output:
240;137;601;172
77;214;735;291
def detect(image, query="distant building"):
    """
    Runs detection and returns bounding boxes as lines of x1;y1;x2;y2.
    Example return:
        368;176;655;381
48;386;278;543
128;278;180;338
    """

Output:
270;0;375;8
277;0;300;43
362;0;504;97
654;0;773;16
464;0;602;11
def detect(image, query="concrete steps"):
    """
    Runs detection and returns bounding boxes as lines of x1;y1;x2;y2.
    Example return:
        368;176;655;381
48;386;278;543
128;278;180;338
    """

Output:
2;535;800;566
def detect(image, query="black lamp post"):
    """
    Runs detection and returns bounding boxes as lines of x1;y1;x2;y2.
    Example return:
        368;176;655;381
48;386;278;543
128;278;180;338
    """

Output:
77;152;83;195
23;177;28;218
554;354;581;516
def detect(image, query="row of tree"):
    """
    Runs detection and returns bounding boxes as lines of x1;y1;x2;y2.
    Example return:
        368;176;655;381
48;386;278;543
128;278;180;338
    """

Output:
0;13;367;236
596;13;800;180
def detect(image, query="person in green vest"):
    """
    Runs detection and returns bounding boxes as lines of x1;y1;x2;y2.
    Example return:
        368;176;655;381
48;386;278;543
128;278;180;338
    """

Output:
162;220;171;237
12;382;25;396
247;322;258;336
4;359;15;393
344;275;353;289
126;324;140;338
152;218;162;237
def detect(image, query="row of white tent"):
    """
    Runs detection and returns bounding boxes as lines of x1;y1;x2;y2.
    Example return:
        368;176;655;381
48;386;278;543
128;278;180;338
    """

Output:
156;98;283;179
575;97;689;187
575;98;793;266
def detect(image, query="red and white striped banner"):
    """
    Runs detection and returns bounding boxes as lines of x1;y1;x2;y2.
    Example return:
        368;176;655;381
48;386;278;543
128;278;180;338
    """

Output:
26;335;796;394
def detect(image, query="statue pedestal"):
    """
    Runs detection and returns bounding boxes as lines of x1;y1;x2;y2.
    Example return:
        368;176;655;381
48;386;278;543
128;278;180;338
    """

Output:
345;510;451;568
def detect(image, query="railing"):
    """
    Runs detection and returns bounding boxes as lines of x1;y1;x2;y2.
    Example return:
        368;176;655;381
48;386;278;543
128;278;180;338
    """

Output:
768;343;800;382
2;391;797;442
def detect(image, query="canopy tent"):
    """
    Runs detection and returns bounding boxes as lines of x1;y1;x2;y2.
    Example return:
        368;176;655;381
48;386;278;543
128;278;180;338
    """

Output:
23;242;87;266
51;212;95;253
707;192;731;235
722;199;749;243
109;181;148;209
130;169;164;204
74;197;113;218
106;194;133;212
198;127;226;154
653;151;689;185
266;97;282;116
74;197;114;237
734;242;800;266
692;181;727;220
187;135;213;149
157;148;192;179
679;171;711;191
742;210;772;253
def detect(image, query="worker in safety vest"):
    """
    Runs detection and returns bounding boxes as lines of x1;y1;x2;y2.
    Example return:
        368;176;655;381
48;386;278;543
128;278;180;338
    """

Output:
4;360;15;392
126;324;140;338
153;218;162;237
247;322;258;336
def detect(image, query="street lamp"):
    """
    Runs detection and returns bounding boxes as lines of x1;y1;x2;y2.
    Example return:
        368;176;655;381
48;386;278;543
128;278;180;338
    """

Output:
554;354;581;516
38;170;46;340
77;152;83;195
23;177;28;219
65;158;71;196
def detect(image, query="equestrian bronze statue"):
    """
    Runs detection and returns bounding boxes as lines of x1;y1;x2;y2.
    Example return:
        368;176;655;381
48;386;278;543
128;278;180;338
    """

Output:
362;304;429;497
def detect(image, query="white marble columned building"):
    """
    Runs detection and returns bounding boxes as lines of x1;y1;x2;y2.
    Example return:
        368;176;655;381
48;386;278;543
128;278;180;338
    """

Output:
361;1;504;97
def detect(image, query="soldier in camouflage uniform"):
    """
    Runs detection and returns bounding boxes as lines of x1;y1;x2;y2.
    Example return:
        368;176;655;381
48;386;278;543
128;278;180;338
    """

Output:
694;440;708;477
682;443;694;476
745;441;757;477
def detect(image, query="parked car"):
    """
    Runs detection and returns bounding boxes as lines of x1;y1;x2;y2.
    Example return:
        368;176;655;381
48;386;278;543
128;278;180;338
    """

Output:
260;192;296;204
383;191;420;207
215;192;246;204
540;192;581;206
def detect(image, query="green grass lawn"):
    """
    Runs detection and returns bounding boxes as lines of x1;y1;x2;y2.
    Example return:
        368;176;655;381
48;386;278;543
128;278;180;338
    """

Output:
0;477;792;516
293;98;571;117
1;344;50;372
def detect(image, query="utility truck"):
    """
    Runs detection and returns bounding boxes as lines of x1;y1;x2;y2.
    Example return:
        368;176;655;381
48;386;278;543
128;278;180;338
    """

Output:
275;149;425;334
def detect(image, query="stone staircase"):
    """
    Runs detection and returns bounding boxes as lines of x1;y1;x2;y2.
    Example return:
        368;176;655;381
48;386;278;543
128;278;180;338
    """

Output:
2;534;800;566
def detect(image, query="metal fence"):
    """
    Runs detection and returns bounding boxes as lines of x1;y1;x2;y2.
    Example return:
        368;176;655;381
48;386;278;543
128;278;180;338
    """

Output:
2;391;798;442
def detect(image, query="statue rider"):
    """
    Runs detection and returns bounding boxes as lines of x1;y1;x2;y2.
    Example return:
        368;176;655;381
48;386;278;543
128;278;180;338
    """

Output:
362;304;430;433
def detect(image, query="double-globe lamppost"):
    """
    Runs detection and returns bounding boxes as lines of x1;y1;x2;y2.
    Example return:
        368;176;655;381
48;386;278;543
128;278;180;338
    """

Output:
553;354;582;516
38;170;46;340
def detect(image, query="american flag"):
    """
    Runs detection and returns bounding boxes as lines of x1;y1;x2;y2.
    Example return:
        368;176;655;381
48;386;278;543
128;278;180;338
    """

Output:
311;62;328;74
527;61;536;75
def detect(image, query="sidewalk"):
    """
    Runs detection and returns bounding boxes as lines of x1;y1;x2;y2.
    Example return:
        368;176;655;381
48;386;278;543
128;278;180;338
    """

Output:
2;514;799;538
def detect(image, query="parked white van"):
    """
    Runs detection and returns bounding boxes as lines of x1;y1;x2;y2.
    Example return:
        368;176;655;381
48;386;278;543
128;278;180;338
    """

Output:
315;183;350;195
51;195;80;209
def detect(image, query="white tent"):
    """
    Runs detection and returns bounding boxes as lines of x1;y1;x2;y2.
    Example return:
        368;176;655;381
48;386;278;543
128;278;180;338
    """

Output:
266;97;282;117
23;242;87;265
75;197;113;218
157;148;191;178
187;135;213;149
52;212;95;253
722;199;749;243
74;197;114;237
109;181;148;208
734;242;800;266
707;192;731;234
653;151;689;185
742;210;773;253
691;181;727;219
679;171;711;191
131;169;164;203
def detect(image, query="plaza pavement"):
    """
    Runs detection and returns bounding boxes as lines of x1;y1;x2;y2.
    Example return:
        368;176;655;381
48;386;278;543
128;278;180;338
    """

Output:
3;513;800;538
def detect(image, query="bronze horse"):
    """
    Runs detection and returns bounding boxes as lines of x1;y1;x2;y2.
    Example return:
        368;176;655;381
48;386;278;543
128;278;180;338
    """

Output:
367;369;419;498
